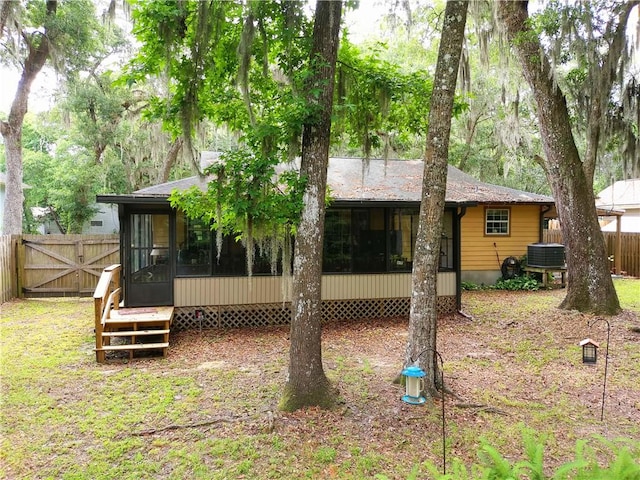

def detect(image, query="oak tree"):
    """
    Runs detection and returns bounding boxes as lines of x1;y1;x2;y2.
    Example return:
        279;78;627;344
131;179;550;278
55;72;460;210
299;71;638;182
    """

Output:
0;0;101;234
281;0;343;411
130;0;342;410
405;0;468;394
498;1;620;314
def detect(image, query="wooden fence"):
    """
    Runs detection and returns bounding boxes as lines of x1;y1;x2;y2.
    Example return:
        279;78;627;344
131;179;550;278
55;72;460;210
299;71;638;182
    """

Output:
544;230;640;278
0;234;120;302
0;235;17;303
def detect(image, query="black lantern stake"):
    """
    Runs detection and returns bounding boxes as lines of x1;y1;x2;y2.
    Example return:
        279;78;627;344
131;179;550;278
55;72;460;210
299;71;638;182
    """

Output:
581;318;611;422
404;348;446;475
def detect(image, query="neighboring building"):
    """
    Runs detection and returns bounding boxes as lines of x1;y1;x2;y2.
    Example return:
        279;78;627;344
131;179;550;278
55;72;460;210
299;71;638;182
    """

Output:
84;203;120;234
31;203;120;235
597;179;640;233
98;158;555;329
31;206;64;234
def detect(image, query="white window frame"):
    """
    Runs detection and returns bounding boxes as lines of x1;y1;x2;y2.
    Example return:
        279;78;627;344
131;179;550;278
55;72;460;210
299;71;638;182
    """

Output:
485;208;510;236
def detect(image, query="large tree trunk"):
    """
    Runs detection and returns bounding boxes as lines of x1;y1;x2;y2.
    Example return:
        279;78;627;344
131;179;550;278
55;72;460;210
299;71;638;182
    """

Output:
1;0;56;235
405;0;468;396
280;0;342;412
1;127;25;235
498;1;620;315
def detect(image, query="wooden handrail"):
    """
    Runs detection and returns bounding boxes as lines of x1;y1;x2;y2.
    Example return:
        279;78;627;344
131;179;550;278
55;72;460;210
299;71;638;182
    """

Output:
101;287;122;327
93;264;121;301
94;264;122;362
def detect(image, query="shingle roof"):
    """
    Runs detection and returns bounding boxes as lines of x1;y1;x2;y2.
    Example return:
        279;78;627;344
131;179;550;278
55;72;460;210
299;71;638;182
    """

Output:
596;179;640;210
135;176;207;196
325;158;553;203
110;157;554;205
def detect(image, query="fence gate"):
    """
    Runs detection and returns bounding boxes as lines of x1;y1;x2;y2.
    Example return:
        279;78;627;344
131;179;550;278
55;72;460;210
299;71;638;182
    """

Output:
20;234;119;297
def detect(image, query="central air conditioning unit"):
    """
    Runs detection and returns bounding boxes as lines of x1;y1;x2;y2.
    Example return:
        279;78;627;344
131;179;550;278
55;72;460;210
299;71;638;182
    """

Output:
527;243;565;268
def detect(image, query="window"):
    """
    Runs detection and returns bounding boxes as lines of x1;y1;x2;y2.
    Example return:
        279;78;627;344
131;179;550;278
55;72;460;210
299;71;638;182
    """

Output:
323;209;352;272
176;214;212;276
440;211;454;270
175;211;285;277
175;207;457;277
323;206;452;274
211;236;282;276
390;208;419;272
323;208;388;273
352;208;386;272
485;208;510;235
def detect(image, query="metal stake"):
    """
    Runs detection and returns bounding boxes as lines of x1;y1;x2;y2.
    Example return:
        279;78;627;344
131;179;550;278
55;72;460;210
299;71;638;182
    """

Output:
410;348;446;475
588;318;611;422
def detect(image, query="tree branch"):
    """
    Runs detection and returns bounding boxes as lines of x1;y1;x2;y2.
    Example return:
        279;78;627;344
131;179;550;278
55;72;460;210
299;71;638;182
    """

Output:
130;415;247;436
7;2;57;128
583;1;639;184
157;137;184;184
0;0;14;39
454;402;510;416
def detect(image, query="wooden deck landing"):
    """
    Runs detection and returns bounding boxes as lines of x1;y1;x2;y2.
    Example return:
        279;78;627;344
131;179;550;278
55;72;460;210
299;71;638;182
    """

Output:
108;306;175;324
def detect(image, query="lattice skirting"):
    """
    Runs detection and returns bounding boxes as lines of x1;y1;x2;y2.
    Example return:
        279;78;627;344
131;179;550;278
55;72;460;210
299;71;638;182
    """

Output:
172;296;457;331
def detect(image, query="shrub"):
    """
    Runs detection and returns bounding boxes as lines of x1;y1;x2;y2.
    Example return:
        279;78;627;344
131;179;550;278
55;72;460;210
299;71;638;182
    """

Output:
493;275;541;291
461;281;482;291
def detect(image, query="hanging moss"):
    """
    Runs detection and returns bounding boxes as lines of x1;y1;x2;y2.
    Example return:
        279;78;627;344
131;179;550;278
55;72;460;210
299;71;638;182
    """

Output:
333;40;435;161
169;148;304;285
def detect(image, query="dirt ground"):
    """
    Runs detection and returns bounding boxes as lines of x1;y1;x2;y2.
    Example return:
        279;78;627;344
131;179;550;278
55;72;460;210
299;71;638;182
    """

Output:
160;289;640;473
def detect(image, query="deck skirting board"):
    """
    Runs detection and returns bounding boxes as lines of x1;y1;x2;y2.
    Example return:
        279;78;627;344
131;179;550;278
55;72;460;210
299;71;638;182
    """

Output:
171;296;457;331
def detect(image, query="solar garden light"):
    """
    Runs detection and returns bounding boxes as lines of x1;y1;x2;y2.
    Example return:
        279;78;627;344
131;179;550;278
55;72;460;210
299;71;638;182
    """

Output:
401;348;446;475
580;318;611;421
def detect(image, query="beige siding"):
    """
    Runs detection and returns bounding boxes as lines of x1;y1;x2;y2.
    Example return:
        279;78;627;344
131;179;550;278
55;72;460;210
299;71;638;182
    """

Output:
322;274;411;300
174;276;285;306
174;271;457;307
461;205;541;271
437;272;456;296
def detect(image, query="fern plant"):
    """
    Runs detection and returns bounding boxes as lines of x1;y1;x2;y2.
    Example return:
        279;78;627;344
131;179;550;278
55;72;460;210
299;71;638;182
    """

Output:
421;430;640;480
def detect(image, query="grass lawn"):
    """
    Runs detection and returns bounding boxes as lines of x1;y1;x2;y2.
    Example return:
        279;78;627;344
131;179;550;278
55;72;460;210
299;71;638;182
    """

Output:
1;279;639;479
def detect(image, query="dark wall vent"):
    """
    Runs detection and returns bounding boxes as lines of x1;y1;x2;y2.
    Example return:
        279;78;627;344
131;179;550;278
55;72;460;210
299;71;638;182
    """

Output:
527;243;565;268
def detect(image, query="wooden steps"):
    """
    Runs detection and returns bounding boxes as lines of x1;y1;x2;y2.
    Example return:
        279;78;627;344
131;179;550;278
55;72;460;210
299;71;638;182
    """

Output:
93;265;174;362
95;312;174;361
96;308;174;361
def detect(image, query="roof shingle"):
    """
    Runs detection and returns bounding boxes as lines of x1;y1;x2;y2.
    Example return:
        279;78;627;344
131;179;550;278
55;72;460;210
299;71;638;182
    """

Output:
119;157;554;205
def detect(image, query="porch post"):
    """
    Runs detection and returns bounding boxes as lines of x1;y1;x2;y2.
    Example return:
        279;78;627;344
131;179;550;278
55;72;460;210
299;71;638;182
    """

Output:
615;215;621;275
